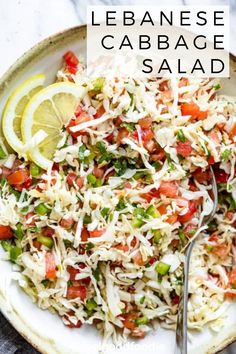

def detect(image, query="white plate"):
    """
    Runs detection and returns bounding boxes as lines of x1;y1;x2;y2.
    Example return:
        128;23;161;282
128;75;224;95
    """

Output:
0;26;235;354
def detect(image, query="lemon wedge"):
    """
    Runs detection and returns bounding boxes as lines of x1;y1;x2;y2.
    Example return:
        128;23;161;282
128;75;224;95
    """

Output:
2;74;45;155
21;82;87;170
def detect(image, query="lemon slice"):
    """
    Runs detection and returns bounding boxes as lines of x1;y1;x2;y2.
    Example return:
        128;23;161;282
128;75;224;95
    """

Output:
21;82;87;170
2;74;45;154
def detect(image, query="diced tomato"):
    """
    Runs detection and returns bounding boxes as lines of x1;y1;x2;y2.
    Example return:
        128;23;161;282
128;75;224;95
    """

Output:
211;243;229;259
141;128;154;143
122;313;138;331
66;65;77;75
67;266;81;281
7;169;29;186
67;172;77;186
81;228;89;242
184;223;197;238
0;225;13;240
115;244;129;252
176;141;192;157
150;149;166;162
105;133;114;143
66;112;93;138
138;117;152;129
67;285;87;300
157;203;168;215
159;181;178;198
181;102;208;121
63;51;79;67
192;168;211;183
131;237;138;248
42;227;55;237
209;232;218;242
229;123;236;140
149;256;158;265
60;217;74;229
94;105;105;119
179;78;188;87
208;156;215;165
89;229;105;238
228;268;236;288
114;116;123;127
208;129;221;144
172;295;180;305
76;177;84;188
159;80;169;91
52;162;59;171
141;188;160;202
117;127;129;144
45;252;56;279
124;181;132;189
171;239;180;249
226;211;234;221
93;166;105;179
144;139;156;152
178;201;197;223
166;213;178;224
214;168;229;183
33;240;41;250
64;311;82;328
133;251;146;266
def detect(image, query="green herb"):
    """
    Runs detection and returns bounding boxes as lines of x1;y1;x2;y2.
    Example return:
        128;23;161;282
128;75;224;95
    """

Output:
206;245;214;252
94;178;103;187
132;217;144;228
225;195;236;210
20;206;29;213
92;77;105;91
135;316;149;326
120;122;135;132
114;158;127;176
10;246;22;262
41;279;50;288
14;223;24;240
37;235;54;249
146;205;159;218
9;187;21;201
178;229;186;242
78;144;87;161
96;141;106;153
86;298;97;311
83;214;92;225
155;261;171;276
101;208;110;218
0;178;7;187
176;129;186;142
92;268;100;281
30;162;41;177
166;153;175;171
116;197;126;211
35;203;50;216
67;280;73;287
152;161;162;171
134;207;146;219
86;242;94;251
133;171;149;180
87;173;97;186
221;149;231;161
213;83;221;90
139;296;145;304
208;221;217;232
153;230;162;243
0;145;7;159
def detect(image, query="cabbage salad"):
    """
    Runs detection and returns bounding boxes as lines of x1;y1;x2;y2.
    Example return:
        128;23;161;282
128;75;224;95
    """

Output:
0;51;235;343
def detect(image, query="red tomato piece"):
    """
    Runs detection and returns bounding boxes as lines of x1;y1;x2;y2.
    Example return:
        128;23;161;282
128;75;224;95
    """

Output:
89;229;105;238
172;295;180;305
141;188;160;202
228;268;236;288
0;225;13;240
67;172;77;186
181;102;208;120
208;156;215;165
117;127;130;144
94;105;105;119
60;217;74;229
66;112;93;138
122;313;138;331
229;123;236;140
214;168;229;183
64;311;82;328
178;201;197;223
212;243;229;259
81;228;89;242
63;51;79;67
159;181;178;198
93;166;105;179
66;65;77;75
67;285;87;300
45;252;56;279
176;141;192;157
138;117;152;129
7;169;29;185
192;168;211;183
133;252;147;266
42;227;55;237
131;330;146;339
76;177;84;188
115;244;129;252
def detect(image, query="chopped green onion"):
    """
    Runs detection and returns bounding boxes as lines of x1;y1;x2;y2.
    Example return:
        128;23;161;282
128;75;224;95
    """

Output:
139;296;145;304
153;230;162;243
155;261;171;276
87;173;97;186
0;177;7;187
0;145;7;159
37;235;54;248
86;242;94;251
83;214;92;225
92;268;100;281
132;217;144;228
10;246;22;262
14;223;24;240
101;208;110;218
96;141;106;153
20;206;29;213
1;240;11;252
30;162;41;177
135;316;149;326
116;197;126;211
86;298;97;311
152;161;162;171
206;245;214;252
78;144;87;161
41;279;50;288
208;221;217;232
178;229;186;242
146;205;159;218
134;207;146;219
176;129;186;142
35;203;50;216
114;158;127;176
94;178;102;187
221;149;231;161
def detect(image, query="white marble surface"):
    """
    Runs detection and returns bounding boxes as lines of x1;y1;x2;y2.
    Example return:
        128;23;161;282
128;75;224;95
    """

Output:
0;0;236;77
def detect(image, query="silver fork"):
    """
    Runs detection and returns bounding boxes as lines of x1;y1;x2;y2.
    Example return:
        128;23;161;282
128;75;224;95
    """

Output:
175;166;218;354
